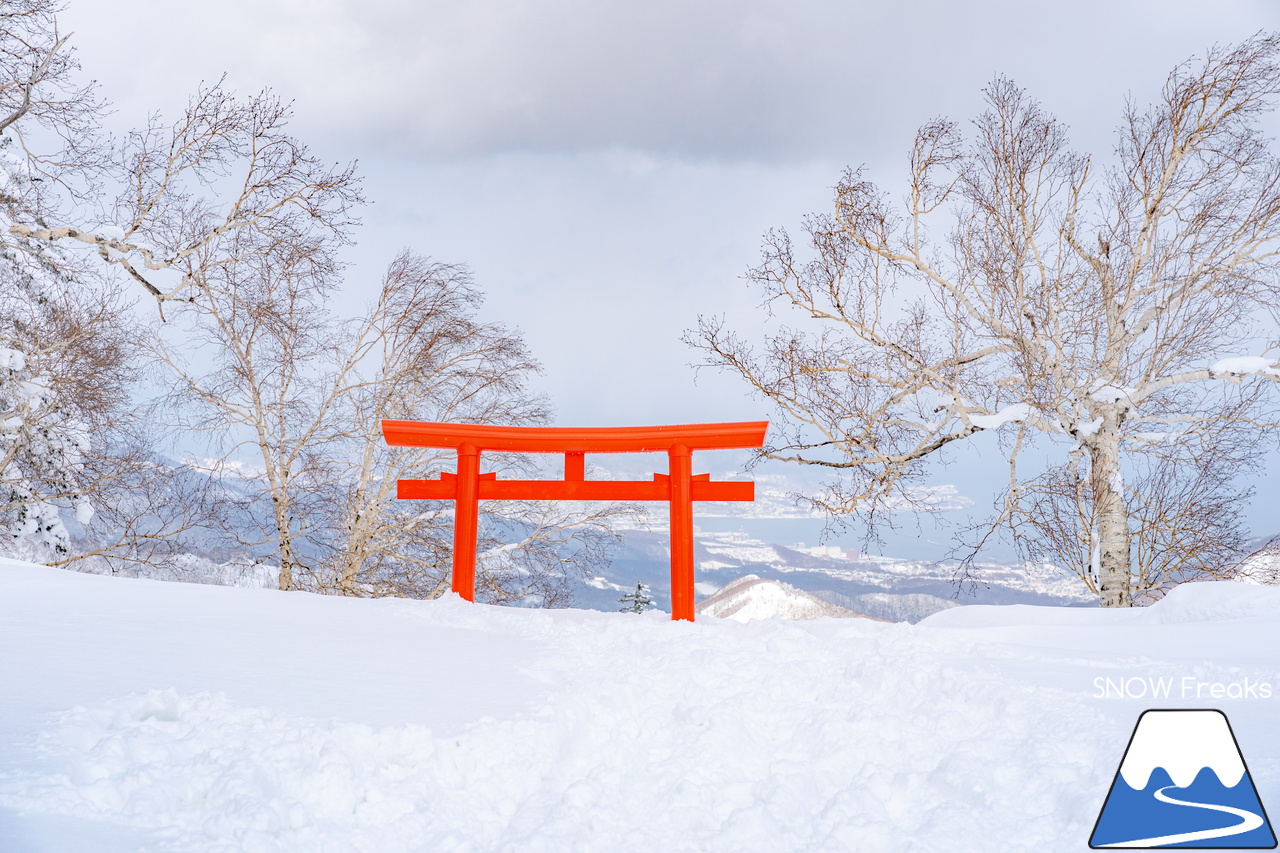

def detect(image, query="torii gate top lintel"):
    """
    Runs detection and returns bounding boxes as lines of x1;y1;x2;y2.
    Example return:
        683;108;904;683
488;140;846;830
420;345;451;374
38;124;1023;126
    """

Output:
382;419;768;621
380;419;769;454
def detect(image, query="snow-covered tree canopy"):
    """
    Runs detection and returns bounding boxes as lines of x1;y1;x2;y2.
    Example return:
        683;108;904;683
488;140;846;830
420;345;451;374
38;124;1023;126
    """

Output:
691;34;1280;606
0;2;136;554
0;1;364;559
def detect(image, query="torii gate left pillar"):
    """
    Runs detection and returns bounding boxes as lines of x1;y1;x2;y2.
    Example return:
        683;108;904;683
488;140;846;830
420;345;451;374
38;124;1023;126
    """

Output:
382;420;768;621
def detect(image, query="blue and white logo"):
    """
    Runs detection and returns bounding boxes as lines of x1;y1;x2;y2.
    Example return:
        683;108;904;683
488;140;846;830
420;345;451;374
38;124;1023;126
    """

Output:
1091;709;1276;848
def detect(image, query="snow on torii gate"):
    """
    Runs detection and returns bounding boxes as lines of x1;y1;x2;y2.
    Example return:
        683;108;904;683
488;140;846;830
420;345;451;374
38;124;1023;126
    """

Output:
381;420;768;621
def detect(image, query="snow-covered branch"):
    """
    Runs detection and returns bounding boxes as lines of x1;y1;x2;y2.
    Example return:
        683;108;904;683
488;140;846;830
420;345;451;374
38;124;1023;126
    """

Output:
689;33;1280;607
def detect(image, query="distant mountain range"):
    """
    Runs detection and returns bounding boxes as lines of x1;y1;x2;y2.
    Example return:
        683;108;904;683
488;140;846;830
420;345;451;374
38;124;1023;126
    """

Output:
572;527;1097;622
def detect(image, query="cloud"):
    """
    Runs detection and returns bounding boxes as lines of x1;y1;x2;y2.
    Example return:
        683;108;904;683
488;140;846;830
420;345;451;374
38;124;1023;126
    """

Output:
66;0;1278;163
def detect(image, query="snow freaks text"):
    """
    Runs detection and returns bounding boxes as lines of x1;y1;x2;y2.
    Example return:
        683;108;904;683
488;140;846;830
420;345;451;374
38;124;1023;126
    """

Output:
1093;677;1273;701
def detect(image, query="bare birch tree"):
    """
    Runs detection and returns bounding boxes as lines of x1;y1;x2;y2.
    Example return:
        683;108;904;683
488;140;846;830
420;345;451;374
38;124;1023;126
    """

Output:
157;247;629;602
330;253;631;603
0;1;361;557
7;77;363;306
0;2;363;305
689;34;1280;607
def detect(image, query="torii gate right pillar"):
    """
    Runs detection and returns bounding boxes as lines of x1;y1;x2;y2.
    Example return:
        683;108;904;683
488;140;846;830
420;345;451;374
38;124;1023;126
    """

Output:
668;443;696;621
453;442;481;601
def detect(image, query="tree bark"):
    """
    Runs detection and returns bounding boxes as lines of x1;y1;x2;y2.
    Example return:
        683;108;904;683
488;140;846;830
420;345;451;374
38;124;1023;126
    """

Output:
277;535;297;591
272;496;297;591
1090;410;1132;607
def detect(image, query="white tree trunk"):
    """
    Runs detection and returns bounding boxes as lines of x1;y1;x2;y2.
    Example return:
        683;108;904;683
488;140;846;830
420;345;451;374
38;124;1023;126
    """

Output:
1090;411;1132;607
277;539;297;591
271;495;297;592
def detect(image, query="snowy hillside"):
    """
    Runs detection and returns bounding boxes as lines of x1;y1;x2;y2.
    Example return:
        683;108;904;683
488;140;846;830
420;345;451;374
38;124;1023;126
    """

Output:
696;574;881;621
2;557;1279;852
834;591;960;624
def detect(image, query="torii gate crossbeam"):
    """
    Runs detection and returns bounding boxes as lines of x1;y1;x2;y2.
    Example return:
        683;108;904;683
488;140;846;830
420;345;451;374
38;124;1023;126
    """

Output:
382;420;768;621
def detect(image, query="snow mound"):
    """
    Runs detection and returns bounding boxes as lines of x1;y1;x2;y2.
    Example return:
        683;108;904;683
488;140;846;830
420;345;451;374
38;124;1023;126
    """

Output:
697;574;883;621
2;635;1106;853
10;691;441;847
921;581;1280;629
920;602;1124;629
2;560;1278;851
1140;581;1280;624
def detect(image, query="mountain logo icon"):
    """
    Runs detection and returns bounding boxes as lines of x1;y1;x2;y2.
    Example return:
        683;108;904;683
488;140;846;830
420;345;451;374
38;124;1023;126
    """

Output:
1090;709;1277;848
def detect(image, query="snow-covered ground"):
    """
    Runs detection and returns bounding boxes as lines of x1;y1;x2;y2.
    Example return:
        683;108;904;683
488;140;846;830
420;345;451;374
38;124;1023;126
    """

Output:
2;557;1278;852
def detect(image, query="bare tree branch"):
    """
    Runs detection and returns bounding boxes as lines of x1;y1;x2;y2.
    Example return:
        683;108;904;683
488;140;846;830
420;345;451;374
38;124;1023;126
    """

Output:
688;33;1280;606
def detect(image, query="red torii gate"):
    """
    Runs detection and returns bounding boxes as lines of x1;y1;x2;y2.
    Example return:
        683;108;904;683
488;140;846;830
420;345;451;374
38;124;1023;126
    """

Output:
381;420;768;621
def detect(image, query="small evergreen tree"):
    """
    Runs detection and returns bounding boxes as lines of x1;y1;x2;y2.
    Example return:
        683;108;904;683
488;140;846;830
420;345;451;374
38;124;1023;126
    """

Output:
618;582;653;614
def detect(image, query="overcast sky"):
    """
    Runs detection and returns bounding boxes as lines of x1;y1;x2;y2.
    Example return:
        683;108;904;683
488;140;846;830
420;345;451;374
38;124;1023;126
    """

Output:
58;1;1280;552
